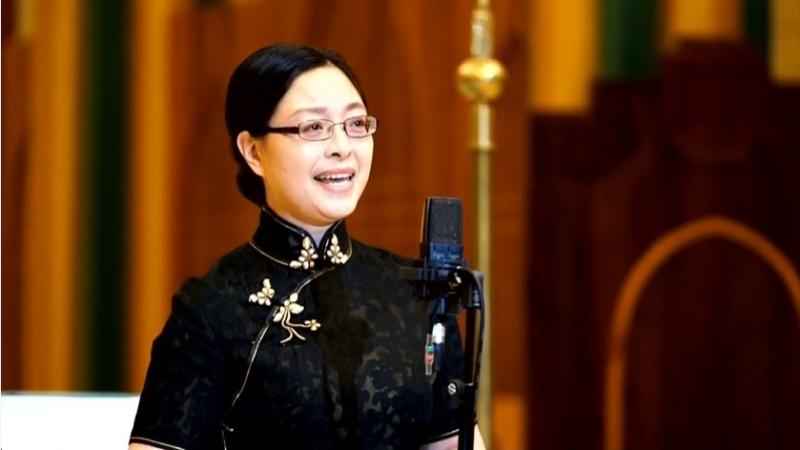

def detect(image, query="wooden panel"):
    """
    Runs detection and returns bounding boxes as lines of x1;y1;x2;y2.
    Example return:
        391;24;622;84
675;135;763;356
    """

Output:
616;221;800;450
1;39;29;390
127;0;190;391
664;0;742;46
529;40;800;450
17;0;83;390
529;0;597;112
772;0;800;83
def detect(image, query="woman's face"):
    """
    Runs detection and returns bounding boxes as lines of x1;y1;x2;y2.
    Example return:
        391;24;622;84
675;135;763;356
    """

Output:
248;65;373;230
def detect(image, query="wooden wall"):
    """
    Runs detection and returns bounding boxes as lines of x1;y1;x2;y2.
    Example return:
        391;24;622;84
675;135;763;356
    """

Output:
528;40;800;450
1;31;29;391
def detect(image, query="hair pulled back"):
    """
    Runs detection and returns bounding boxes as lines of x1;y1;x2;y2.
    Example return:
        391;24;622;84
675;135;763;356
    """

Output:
224;43;366;206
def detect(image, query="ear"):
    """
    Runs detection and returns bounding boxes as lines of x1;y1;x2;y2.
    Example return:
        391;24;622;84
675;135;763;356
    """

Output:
237;131;265;176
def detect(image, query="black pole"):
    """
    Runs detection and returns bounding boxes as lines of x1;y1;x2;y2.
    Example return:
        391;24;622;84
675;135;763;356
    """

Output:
455;269;484;450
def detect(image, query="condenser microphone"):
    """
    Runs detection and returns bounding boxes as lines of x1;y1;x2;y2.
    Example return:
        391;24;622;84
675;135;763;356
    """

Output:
420;197;464;269
418;197;464;377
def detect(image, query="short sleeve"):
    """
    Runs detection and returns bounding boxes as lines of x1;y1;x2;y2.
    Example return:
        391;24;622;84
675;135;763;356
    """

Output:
425;314;467;443
130;279;228;450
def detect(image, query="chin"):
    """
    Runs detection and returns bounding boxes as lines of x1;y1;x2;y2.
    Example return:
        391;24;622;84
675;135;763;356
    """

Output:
317;198;359;222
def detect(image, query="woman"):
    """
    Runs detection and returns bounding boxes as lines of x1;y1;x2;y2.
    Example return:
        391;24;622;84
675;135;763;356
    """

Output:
129;43;485;450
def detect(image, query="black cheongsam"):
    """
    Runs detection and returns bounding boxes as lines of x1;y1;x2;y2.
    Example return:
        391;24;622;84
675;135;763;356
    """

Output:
129;207;464;450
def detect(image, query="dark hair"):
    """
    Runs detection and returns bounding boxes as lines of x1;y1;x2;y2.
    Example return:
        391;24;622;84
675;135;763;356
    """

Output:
224;43;367;206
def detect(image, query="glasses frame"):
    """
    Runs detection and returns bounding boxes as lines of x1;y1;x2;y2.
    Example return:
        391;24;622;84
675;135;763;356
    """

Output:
258;115;378;142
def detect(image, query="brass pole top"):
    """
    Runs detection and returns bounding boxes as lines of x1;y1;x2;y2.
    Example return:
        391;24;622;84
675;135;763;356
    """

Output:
456;57;508;103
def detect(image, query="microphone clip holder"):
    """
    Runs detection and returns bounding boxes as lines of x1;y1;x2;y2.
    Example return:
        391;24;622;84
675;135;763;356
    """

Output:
400;263;471;313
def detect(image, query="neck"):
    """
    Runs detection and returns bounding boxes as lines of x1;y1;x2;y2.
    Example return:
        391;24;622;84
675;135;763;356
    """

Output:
304;224;330;246
265;205;332;246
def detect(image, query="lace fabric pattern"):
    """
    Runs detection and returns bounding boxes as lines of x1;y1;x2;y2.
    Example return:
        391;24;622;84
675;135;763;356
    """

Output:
130;210;464;450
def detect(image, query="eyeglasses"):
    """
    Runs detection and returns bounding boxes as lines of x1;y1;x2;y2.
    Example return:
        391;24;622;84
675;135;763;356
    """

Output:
259;115;378;142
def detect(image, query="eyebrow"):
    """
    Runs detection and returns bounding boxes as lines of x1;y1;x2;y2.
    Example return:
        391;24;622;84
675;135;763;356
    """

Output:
289;102;366;118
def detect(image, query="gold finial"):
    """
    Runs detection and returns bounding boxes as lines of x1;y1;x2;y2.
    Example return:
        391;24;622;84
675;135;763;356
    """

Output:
456;57;508;103
457;5;507;104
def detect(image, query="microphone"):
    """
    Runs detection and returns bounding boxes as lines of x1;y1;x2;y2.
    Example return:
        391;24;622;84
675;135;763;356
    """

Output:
420;197;464;268
408;197;484;450
417;197;465;377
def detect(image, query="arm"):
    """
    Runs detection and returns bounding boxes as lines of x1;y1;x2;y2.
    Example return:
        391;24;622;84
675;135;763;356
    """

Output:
421;425;487;450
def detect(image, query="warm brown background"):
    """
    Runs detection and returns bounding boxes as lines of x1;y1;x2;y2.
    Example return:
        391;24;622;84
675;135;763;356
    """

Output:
4;1;800;449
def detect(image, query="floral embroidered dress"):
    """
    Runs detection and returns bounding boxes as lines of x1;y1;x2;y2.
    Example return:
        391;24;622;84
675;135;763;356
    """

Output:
129;207;464;450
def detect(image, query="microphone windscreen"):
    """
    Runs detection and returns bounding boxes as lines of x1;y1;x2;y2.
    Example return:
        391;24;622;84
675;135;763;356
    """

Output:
421;197;464;267
422;197;463;245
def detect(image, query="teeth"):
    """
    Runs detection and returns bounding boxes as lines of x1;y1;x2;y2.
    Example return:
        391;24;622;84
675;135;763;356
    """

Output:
315;173;353;182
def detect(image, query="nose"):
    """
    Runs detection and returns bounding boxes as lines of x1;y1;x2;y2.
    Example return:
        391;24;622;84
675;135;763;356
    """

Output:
325;124;353;159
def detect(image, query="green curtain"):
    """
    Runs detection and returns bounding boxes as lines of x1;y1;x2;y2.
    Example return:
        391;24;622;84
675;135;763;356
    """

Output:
600;0;659;79
83;0;129;390
743;0;769;56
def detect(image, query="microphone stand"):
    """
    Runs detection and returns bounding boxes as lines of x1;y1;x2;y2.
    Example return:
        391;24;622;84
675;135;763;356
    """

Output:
401;266;486;450
453;268;484;450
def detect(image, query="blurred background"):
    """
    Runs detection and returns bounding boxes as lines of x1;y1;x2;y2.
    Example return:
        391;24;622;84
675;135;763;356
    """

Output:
3;0;800;449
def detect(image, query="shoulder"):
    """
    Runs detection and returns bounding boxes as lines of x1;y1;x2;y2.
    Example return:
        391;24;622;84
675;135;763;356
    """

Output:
166;242;276;338
346;240;419;298
351;239;415;266
173;242;266;312
351;239;416;270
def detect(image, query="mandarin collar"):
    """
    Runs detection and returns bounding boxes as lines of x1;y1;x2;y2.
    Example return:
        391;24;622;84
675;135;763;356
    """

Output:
249;206;352;271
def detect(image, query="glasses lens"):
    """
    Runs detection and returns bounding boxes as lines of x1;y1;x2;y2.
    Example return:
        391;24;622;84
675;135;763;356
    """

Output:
344;116;377;137
298;119;333;141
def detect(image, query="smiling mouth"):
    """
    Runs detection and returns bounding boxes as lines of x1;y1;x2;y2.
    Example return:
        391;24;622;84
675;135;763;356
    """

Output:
313;173;355;184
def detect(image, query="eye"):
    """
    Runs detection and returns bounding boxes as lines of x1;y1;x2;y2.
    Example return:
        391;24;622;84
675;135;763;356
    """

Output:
300;120;327;133
345;116;368;133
